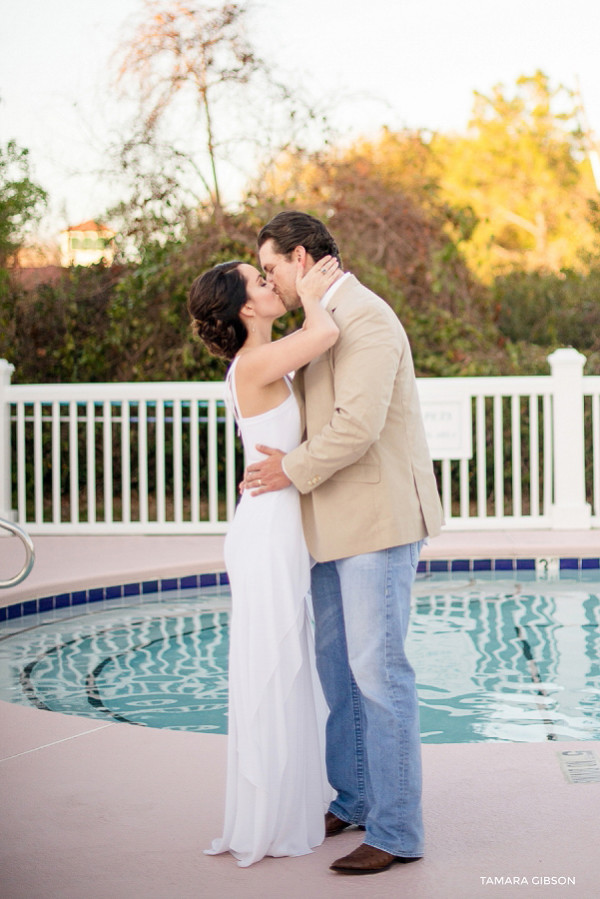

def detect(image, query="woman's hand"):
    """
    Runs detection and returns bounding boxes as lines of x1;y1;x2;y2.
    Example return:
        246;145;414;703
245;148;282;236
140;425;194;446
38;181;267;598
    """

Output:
296;255;340;306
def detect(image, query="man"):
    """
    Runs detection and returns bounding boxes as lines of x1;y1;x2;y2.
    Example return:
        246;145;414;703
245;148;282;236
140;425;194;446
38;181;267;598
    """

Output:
246;211;444;875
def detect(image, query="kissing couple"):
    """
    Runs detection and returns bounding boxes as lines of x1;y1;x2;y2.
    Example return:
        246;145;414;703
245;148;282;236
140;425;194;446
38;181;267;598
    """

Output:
189;210;443;875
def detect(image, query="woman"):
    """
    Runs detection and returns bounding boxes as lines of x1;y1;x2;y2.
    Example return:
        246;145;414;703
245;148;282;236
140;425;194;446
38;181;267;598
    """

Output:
188;256;340;867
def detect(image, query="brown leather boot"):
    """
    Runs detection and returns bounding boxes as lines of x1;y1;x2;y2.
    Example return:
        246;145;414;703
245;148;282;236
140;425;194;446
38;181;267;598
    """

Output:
330;842;421;874
324;812;365;837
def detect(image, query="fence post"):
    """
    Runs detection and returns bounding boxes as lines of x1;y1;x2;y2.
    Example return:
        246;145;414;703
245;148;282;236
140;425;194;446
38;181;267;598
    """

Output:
548;348;591;529
0;359;15;522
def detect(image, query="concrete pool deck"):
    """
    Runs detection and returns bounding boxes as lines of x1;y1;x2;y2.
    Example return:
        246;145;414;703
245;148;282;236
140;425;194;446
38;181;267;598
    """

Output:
1;529;600;897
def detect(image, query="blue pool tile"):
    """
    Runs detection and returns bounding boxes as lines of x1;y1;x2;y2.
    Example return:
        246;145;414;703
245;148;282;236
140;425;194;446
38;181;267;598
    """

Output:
180;575;199;589
55;593;70;609
417;561;427;574
560;558;579;570
106;584;122;600
582;558;600;569
142;579;159;594
430;560;449;573
8;603;23;619
23;600;38;616
200;573;217;588
494;559;514;571
516;558;535;570
123;582;140;597
218;572;229;586
88;587;104;603
161;577;178;592
473;559;492;571
39;596;54;612
71;590;87;606
0;606;6;622
451;559;470;572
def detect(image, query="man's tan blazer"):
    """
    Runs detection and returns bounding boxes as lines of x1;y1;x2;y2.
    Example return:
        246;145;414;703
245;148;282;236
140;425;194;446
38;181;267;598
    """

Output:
284;274;444;562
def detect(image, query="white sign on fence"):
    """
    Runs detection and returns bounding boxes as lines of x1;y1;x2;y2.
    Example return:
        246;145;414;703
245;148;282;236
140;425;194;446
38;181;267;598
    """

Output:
421;395;472;460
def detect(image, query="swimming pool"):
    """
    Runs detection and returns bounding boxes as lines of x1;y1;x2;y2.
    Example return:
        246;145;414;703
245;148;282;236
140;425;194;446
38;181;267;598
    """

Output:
1;571;599;743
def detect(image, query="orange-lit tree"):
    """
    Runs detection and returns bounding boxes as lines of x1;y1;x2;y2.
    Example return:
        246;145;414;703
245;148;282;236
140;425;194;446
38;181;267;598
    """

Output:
433;71;600;279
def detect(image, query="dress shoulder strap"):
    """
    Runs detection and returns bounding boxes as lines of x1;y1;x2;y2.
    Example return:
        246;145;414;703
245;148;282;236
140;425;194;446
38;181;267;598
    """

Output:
224;356;242;425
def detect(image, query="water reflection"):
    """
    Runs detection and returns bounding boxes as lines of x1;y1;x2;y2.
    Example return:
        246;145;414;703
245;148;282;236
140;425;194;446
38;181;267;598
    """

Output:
409;582;600;742
2;599;230;732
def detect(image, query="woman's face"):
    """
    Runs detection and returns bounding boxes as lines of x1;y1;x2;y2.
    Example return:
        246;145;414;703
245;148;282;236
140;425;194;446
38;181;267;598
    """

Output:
238;264;286;320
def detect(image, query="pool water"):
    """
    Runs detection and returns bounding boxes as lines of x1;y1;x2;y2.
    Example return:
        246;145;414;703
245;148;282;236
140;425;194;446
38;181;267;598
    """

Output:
1;575;599;743
411;577;600;742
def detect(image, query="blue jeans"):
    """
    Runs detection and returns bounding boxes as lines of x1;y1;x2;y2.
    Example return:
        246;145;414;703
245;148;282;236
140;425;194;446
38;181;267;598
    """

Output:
311;542;424;857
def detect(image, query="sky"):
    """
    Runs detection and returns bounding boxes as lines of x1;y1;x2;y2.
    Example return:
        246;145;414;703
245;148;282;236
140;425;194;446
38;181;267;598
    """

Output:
1;0;599;240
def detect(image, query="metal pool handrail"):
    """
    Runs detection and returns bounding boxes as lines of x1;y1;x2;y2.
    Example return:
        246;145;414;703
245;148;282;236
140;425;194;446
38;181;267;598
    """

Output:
0;518;35;588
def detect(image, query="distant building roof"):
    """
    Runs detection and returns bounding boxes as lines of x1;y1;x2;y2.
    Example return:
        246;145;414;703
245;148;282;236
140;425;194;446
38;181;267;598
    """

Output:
61;220;115;235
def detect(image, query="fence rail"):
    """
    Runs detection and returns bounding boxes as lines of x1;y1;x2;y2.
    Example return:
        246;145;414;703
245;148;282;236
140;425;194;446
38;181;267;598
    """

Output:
1;350;598;535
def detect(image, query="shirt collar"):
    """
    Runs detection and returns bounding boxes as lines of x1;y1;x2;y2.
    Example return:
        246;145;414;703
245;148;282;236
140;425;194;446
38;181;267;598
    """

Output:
320;271;351;309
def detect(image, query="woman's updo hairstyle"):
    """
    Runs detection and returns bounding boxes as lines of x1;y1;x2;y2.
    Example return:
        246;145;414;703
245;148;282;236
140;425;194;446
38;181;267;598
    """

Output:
188;261;248;360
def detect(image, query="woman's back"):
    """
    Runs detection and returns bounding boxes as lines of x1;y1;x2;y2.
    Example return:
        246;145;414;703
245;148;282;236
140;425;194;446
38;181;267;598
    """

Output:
226;358;302;467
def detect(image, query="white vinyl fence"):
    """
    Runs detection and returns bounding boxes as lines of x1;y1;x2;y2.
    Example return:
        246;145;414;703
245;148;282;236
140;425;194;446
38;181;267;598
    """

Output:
1;349;598;535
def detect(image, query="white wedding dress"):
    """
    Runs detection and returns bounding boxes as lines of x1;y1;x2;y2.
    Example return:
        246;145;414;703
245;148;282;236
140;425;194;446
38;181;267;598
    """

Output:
205;357;331;867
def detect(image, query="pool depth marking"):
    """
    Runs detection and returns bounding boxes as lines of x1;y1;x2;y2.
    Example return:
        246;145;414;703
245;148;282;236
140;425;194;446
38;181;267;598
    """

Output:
558;750;600;784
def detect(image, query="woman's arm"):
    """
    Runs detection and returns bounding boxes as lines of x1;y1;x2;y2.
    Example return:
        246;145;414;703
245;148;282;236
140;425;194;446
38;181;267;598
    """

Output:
236;258;340;387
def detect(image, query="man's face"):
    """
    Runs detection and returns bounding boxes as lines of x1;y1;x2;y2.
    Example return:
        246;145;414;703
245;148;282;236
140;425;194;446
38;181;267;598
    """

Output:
259;239;302;311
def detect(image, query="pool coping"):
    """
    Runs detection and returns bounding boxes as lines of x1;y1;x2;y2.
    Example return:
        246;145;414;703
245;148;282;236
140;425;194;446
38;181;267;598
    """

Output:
0;569;230;622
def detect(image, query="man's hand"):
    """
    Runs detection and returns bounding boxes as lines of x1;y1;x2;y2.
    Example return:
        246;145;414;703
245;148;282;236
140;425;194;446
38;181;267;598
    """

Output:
244;445;291;495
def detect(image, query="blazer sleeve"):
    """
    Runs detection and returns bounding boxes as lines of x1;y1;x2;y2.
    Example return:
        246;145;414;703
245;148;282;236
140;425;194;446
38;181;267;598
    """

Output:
284;296;403;493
